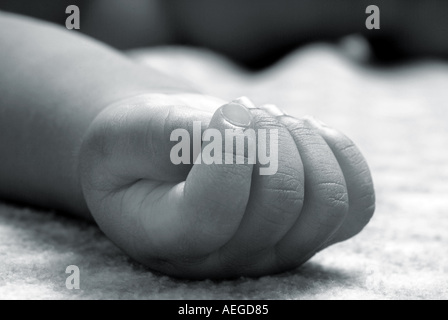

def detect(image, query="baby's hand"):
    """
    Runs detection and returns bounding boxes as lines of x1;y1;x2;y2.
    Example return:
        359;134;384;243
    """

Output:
79;94;375;279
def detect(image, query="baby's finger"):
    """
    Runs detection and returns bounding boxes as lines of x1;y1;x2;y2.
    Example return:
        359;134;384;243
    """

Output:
308;119;375;247
144;100;256;259
263;107;349;269
217;100;304;275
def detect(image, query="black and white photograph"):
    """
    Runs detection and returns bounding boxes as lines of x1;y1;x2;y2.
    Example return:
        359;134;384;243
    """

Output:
0;0;447;302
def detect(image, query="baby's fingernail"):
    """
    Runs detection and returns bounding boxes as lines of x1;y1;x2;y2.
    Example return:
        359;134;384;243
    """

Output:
232;96;257;109
260;104;287;117
221;101;252;127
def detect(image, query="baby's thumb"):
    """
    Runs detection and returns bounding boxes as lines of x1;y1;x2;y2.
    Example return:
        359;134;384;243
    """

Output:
178;98;256;255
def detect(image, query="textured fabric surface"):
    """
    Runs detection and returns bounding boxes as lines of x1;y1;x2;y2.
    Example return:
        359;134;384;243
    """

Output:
1;44;447;299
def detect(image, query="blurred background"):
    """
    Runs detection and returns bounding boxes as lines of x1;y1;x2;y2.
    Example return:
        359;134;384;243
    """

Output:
1;0;447;69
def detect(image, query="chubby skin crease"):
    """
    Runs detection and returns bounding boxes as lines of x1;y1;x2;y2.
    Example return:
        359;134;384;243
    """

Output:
80;94;375;280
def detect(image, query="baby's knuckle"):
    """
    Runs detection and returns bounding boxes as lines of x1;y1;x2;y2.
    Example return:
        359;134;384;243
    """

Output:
265;188;302;217
254;112;284;128
317;181;349;216
270;172;304;203
302;115;317;126
337;141;358;155
256;177;303;222
287;120;315;138
327;194;350;217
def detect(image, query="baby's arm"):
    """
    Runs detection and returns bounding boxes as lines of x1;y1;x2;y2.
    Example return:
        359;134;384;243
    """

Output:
0;11;194;218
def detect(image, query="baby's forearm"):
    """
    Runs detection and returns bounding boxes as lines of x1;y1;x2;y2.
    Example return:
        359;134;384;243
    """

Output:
0;12;194;218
